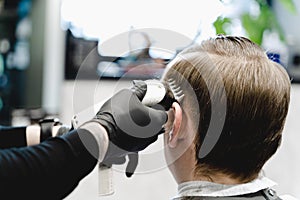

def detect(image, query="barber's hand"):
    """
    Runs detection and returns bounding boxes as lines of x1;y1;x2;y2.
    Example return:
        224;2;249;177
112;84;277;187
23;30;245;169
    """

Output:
94;80;167;177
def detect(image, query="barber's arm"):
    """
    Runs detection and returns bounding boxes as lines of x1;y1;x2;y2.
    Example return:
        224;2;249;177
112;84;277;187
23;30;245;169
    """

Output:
0;119;69;148
0;86;167;199
0;126;28;148
0;129;98;199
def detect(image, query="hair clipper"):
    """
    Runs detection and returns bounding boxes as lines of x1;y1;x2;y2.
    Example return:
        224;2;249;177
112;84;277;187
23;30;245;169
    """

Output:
141;79;184;109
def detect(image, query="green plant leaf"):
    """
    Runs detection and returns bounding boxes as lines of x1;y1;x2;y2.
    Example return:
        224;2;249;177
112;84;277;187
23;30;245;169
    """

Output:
241;13;265;45
217;0;290;45
279;0;297;14
213;16;232;35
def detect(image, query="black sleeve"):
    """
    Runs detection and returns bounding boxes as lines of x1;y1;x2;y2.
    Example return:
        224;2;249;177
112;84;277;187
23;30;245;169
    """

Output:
0;126;27;148
0;129;99;200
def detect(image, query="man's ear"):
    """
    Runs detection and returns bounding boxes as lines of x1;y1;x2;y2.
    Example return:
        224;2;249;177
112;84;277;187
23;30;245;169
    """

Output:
169;102;183;148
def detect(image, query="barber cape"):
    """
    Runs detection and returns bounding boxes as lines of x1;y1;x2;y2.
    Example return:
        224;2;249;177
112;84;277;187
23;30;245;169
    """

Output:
172;175;298;200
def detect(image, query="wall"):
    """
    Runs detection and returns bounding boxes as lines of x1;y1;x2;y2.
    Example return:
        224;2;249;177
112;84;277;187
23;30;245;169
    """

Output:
26;0;46;108
42;0;65;114
264;84;300;198
26;0;65;113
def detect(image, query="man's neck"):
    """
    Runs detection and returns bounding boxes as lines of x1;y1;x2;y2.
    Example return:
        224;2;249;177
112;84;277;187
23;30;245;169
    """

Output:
193;172;257;185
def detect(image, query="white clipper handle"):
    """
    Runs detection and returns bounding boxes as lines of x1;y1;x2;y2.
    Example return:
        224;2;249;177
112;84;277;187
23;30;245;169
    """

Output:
98;165;114;196
142;79;166;106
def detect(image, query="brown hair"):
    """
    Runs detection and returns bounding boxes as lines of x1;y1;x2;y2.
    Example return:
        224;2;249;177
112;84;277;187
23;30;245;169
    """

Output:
164;36;290;181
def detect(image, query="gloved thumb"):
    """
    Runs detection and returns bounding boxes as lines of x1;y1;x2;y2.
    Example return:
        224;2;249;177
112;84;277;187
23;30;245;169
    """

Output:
125;153;139;178
131;80;147;100
147;107;168;134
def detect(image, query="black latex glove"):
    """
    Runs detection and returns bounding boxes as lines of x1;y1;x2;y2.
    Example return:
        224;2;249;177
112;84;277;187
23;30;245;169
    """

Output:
94;80;167;177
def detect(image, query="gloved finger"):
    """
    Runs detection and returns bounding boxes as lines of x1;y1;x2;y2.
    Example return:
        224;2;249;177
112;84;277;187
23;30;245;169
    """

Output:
125;153;139;178
146;107;168;135
131;80;147;100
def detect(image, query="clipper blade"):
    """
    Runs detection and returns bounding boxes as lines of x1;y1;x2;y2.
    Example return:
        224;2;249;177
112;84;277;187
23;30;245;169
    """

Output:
167;78;185;104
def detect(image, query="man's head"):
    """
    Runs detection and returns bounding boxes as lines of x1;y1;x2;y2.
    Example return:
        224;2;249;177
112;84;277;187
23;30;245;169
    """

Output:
162;36;291;184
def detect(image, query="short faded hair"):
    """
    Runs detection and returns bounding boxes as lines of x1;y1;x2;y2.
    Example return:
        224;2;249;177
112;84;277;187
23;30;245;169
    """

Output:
164;36;290;181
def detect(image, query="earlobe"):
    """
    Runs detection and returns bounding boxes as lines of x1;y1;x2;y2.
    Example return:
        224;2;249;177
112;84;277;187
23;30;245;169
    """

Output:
168;102;182;148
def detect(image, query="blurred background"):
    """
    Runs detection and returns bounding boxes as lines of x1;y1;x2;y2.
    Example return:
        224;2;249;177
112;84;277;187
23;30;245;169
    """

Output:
0;0;299;199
